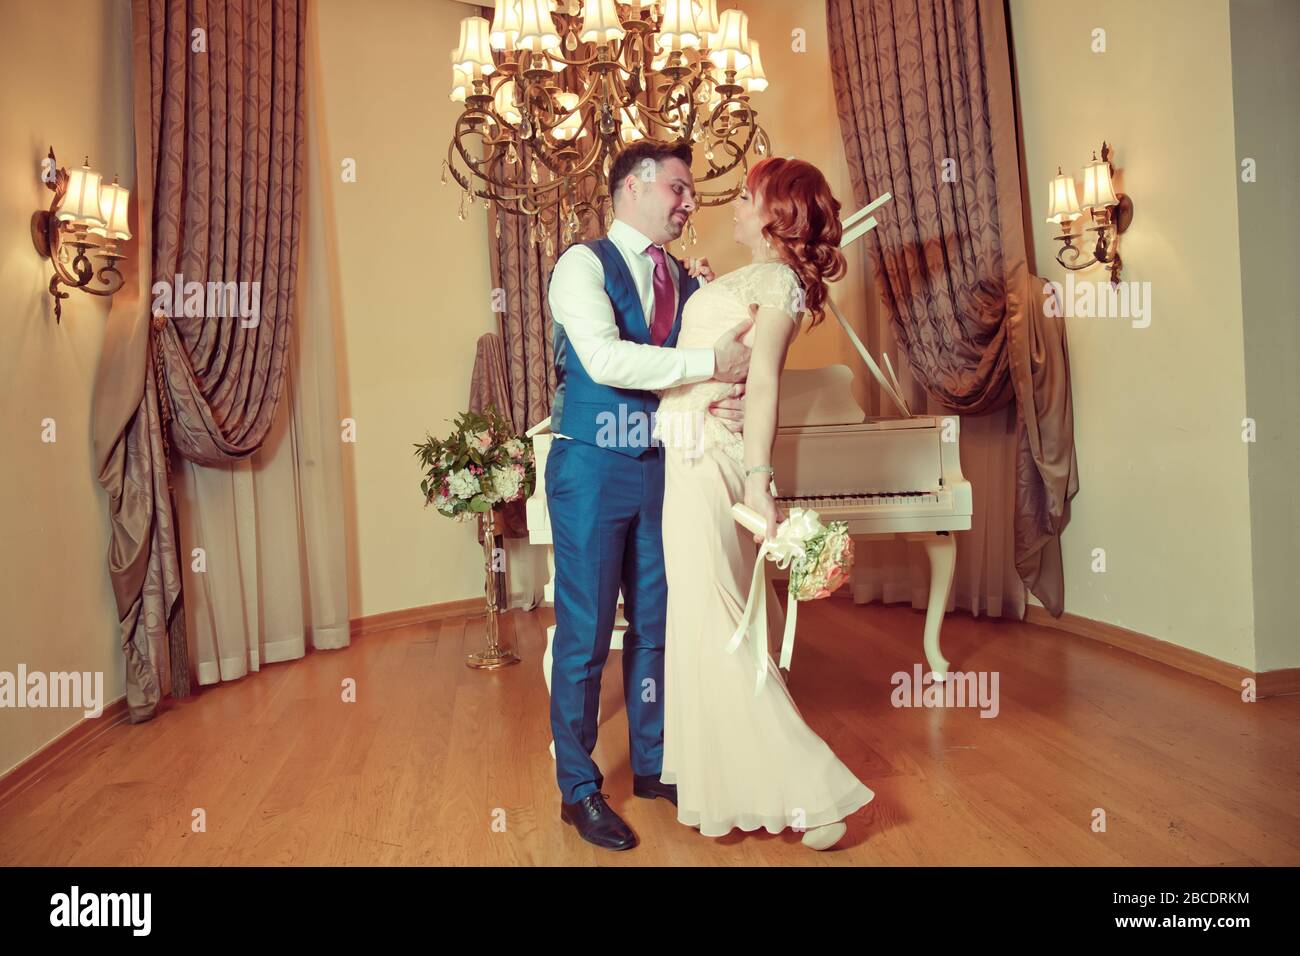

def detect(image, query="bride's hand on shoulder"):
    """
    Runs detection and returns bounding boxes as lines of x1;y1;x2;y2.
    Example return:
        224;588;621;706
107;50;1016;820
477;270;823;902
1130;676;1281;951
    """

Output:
743;473;785;543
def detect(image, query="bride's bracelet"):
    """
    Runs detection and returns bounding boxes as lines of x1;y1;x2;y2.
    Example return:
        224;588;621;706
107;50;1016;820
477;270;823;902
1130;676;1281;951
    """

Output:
745;464;775;480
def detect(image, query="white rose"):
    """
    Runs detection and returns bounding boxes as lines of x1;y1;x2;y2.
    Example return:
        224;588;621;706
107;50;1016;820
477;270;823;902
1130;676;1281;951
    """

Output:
447;468;480;499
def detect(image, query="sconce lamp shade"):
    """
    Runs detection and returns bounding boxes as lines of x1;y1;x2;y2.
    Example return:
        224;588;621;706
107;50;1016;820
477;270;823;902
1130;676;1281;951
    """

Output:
453;17;496;75
707;9;751;71
489;0;522;51
657;0;701;52
580;0;625;44
736;38;768;92
692;0;720;35
57;162;106;229
90;178;131;241
1046;169;1082;224
1081;156;1119;211
516;0;561;53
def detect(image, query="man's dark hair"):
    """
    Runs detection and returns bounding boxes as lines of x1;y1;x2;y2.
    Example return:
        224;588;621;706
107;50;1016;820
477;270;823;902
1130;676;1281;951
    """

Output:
608;141;694;205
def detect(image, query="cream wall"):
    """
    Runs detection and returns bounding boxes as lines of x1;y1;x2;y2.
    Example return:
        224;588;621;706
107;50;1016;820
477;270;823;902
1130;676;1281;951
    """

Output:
1009;0;1259;668
0;0;133;776
1228;0;1300;672
308;0;497;619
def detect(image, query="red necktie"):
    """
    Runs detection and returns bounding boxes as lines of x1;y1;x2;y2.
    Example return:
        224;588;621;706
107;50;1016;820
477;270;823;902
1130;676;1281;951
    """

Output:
645;244;676;346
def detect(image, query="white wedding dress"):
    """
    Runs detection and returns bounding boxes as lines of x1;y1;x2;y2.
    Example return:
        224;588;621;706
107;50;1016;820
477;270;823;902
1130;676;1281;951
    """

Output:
654;261;875;838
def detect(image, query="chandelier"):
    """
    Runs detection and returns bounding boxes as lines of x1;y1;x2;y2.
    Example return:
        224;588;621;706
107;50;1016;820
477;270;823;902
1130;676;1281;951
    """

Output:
444;0;772;256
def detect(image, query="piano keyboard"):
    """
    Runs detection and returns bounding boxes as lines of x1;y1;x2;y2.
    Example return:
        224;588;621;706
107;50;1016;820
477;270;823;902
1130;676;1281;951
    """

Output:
779;490;952;516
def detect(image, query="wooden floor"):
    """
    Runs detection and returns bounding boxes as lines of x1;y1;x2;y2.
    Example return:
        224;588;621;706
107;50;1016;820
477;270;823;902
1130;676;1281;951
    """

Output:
3;599;1299;866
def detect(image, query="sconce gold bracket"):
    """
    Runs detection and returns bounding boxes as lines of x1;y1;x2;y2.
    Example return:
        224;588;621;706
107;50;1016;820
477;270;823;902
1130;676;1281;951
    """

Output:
1053;141;1134;287
31;146;127;323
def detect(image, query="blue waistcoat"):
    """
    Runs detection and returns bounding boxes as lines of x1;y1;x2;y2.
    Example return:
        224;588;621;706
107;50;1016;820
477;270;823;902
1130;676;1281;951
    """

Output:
550;237;700;457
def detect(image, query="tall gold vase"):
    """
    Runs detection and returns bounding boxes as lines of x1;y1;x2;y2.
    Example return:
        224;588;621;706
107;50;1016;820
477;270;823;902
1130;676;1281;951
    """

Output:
467;507;521;669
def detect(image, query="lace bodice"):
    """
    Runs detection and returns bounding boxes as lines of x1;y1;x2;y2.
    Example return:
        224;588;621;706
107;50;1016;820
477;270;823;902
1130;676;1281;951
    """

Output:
653;261;802;463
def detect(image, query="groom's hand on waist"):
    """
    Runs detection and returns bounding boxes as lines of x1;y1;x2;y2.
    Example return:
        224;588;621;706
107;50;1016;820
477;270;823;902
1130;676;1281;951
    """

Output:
711;309;756;383
709;384;746;433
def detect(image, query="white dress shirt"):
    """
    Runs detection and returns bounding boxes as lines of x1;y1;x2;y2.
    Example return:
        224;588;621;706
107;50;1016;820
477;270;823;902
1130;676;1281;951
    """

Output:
547;218;715;393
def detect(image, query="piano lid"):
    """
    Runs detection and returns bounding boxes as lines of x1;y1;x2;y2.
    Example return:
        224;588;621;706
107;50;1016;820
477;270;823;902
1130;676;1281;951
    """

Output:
777;365;865;428
772;416;948;497
824;192;915;419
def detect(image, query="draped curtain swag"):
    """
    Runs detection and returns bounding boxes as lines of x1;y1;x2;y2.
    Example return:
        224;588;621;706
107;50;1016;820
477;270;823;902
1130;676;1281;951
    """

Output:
92;0;308;720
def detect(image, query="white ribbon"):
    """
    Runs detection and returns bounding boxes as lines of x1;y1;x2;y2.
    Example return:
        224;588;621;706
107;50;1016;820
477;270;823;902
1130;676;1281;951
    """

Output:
727;504;822;695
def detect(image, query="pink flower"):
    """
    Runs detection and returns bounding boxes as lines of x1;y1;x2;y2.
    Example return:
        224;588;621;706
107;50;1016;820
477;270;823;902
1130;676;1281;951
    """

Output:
475;430;493;450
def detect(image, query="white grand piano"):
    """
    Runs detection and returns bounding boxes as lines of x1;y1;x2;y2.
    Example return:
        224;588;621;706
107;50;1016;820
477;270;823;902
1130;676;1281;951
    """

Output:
526;194;972;720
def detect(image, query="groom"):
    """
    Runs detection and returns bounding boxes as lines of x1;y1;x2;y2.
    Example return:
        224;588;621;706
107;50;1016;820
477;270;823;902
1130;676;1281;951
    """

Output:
545;141;753;850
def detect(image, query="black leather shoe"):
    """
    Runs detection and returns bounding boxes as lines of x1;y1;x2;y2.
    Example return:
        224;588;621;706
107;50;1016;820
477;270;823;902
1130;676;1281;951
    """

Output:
560;792;637;850
632;774;678;806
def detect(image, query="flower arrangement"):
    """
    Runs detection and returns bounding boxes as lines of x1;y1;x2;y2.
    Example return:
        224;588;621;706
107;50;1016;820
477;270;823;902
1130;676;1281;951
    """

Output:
415;406;535;521
731;504;854;600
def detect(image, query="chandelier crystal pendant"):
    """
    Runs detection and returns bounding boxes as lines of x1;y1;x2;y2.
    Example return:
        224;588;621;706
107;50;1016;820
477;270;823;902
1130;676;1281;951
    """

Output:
444;0;772;249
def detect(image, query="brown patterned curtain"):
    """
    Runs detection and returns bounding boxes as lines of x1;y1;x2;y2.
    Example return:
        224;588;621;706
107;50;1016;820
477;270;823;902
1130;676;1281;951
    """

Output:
468;332;528;539
91;0;307;721
827;0;1079;615
486;207;559;436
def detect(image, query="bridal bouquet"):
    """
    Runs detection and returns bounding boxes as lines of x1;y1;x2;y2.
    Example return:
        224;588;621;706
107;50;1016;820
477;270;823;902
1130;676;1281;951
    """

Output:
414;405;535;521
729;504;856;693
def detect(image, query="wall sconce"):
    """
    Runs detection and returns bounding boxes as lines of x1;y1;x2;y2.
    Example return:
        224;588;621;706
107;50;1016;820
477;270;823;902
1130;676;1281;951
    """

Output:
30;146;131;323
1046;141;1133;286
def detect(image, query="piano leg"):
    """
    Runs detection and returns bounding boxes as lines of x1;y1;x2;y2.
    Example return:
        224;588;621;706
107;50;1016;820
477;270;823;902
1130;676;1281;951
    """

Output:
905;531;955;680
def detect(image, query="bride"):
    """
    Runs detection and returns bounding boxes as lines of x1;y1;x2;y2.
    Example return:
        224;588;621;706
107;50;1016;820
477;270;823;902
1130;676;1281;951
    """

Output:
656;157;874;850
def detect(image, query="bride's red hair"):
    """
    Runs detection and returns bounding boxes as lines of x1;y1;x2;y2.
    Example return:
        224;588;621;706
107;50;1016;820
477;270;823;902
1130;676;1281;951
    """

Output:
746;157;846;326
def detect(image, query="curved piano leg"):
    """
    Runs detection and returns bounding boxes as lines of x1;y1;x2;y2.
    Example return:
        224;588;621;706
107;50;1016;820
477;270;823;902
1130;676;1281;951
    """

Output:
916;532;955;680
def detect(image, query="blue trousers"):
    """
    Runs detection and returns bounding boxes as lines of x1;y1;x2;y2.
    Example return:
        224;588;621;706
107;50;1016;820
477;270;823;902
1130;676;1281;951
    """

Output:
546;437;668;804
